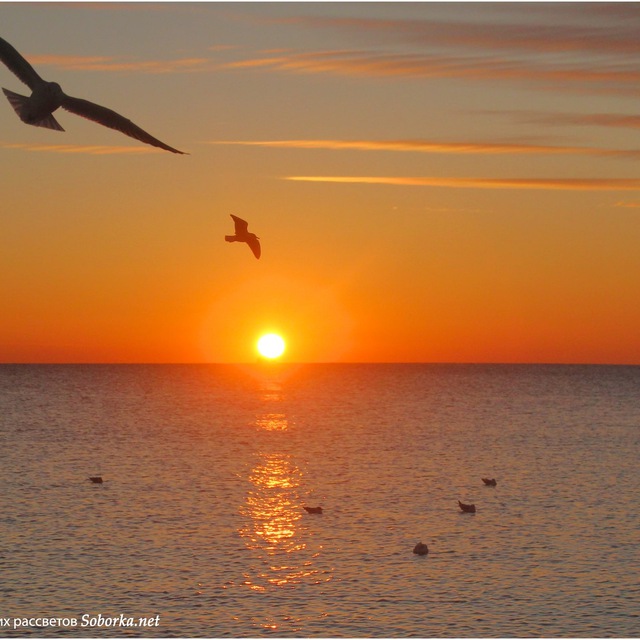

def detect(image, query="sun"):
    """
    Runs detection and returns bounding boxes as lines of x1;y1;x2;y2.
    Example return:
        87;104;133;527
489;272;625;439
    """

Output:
257;333;286;360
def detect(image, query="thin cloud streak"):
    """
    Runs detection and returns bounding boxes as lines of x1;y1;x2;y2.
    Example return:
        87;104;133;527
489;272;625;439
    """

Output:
0;142;163;155
283;16;640;56
614;200;640;208
223;48;640;95
506;110;640;131
28;54;212;74
286;176;640;191
211;138;640;159
498;2;640;23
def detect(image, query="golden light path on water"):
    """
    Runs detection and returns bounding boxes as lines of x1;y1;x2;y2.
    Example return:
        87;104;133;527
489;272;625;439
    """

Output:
236;371;331;627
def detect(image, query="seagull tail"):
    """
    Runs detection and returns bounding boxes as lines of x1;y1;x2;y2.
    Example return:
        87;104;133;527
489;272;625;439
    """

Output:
225;235;236;243
2;88;65;131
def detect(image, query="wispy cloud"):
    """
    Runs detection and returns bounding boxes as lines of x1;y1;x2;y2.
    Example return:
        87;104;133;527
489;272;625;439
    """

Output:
222;48;640;96
28;54;212;74
282;16;640;57
0;142;163;155
233;5;640;96
210;138;640;159
501;111;640;131
498;2;640;24
285;176;640;192
614;200;640;208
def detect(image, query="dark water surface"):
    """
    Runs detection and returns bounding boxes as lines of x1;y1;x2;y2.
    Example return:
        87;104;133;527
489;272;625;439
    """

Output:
1;364;639;637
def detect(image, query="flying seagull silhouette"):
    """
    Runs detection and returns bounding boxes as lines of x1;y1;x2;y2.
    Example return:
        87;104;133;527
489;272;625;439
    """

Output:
225;214;261;259
0;35;185;154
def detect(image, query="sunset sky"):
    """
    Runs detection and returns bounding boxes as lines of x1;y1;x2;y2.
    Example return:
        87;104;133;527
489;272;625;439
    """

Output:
2;1;639;364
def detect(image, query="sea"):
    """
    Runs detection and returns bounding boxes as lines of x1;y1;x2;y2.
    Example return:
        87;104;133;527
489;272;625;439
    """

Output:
1;363;639;638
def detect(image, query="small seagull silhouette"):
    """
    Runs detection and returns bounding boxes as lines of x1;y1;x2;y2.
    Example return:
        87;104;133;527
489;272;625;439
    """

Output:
458;500;476;513
0;36;185;154
225;214;261;259
413;542;429;556
303;506;323;514
482;477;497;486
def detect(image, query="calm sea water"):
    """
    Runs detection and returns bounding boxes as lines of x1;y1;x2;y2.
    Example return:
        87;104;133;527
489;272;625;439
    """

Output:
1;364;639;638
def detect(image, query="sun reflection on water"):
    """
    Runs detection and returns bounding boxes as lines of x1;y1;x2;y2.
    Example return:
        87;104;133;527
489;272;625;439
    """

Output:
255;413;288;431
235;372;330;593
243;452;304;550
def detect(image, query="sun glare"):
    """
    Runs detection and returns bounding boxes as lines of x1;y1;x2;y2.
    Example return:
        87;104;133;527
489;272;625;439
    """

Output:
257;333;286;359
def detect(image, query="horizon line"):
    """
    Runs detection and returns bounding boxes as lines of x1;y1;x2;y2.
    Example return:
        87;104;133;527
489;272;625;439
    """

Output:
1;361;638;367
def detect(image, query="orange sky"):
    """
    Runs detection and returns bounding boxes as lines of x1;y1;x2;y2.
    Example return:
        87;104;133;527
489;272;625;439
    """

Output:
2;2;639;364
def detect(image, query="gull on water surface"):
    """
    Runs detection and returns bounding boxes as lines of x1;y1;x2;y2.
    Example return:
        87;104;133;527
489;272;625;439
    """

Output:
458;500;476;513
0;35;185;153
225;214;261;259
303;506;323;514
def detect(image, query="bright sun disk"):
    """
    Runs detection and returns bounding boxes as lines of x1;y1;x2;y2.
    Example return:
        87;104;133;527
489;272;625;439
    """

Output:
257;333;286;359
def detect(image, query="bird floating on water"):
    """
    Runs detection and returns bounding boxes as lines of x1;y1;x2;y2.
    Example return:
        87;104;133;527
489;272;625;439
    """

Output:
458;500;476;513
225;214;261;259
0;35;185;154
88;476;103;484
303;506;323;514
482;477;497;486
413;542;429;556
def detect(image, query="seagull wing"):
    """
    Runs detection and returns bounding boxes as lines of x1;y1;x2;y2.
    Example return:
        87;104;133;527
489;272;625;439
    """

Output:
230;214;249;235
60;94;186;154
247;235;261;260
0;36;45;90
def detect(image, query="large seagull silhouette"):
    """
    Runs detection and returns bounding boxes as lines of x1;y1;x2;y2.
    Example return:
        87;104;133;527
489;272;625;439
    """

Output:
225;214;261;259
0;35;185;154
